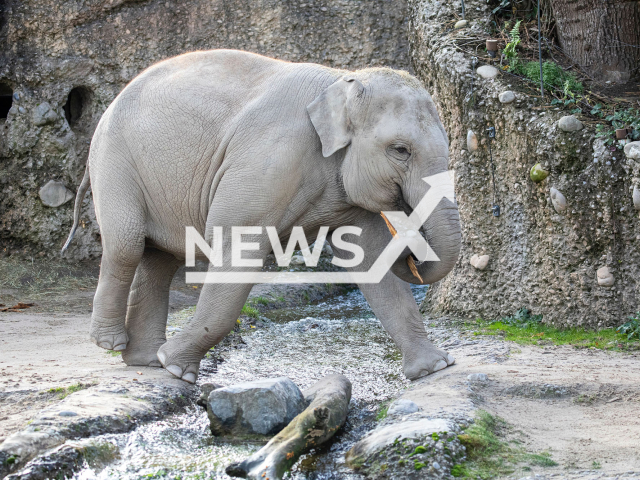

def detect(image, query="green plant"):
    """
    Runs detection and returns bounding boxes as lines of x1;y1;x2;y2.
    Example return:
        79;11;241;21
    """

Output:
241;304;259;319
248;296;270;306
503;20;521;61
617;314;640;340
500;308;543;328
510;60;583;95
592;461;602;469
592;106;640;145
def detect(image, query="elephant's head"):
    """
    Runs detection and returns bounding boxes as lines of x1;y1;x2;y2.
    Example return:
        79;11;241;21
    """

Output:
307;69;461;284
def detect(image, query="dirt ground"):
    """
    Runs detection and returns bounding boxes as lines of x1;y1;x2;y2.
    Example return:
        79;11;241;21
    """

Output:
409;319;640;476
1;258;640;477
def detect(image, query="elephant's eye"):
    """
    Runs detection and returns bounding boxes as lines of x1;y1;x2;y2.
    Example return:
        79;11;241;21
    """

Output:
386;144;411;162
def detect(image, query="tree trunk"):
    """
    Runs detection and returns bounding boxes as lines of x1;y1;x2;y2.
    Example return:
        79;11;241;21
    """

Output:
549;0;640;83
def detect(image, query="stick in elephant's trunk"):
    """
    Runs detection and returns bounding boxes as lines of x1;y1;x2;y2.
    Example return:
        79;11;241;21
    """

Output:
381;212;424;283
406;255;424;283
225;374;352;480
380;212;397;237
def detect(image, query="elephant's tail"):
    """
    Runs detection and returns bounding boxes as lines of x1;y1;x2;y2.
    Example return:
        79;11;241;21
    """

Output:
61;164;91;253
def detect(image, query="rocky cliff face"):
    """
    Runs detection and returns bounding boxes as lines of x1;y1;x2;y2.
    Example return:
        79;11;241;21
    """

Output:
0;0;410;258
410;0;640;327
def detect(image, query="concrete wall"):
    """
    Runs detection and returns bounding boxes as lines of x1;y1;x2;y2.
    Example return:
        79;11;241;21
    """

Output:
0;0;410;258
410;0;640;327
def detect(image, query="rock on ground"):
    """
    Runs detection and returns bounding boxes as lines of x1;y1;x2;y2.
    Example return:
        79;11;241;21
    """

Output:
226;374;351;480
207;377;307;438
345;419;464;479
387;399;420;416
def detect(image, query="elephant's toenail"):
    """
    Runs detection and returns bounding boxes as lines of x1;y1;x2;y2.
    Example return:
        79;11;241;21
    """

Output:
446;354;456;365
165;365;183;378
182;372;197;384
433;360;447;372
98;341;112;349
156;351;167;365
113;344;127;351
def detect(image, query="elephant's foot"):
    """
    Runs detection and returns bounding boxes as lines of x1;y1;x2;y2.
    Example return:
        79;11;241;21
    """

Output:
402;342;455;380
156;338;201;384
122;342;164;367
90;318;129;351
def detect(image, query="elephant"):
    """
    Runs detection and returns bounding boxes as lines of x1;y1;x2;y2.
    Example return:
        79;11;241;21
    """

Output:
63;49;461;384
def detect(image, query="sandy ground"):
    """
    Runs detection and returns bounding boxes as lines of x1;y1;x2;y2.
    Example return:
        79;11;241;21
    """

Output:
0;263;202;445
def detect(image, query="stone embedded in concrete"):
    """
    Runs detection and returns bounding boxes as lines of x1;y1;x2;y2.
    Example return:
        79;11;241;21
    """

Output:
32;102;58;126
470;254;490;271
38;180;74;207
558;115;583;132
454;19;467;29
345;418;453;467
476;65;499;79
467;130;478;152
530;163;549;183
498;91;516;104
597;266;614;287
624;141;640;160
387;399;420;416
207;377;306;438
550;187;567;214
633;186;640;211
467;373;488;383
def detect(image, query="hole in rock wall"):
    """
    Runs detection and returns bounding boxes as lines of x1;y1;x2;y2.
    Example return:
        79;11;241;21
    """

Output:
63;87;91;128
0;82;13;119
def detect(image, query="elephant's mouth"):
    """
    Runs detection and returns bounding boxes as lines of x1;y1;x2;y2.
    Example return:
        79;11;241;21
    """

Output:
380;212;425;283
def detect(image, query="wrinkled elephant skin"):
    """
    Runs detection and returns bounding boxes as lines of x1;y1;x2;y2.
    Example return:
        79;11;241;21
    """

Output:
65;49;461;383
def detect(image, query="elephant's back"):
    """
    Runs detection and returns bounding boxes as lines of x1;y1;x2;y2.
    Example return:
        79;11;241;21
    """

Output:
87;50;339;252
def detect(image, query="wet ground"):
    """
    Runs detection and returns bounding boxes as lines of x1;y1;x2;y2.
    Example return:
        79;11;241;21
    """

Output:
69;286;425;480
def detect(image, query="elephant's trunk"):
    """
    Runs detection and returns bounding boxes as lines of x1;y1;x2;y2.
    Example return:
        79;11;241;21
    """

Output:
389;197;461;285
416;199;461;283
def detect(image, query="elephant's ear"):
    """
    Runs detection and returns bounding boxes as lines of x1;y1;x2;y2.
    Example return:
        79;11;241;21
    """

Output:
307;76;364;158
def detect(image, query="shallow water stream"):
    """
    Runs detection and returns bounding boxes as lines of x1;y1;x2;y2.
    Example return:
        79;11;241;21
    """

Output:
73;286;427;480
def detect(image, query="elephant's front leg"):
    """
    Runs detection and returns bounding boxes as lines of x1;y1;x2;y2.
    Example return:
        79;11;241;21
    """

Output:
338;211;455;380
357;272;454;380
157;279;254;383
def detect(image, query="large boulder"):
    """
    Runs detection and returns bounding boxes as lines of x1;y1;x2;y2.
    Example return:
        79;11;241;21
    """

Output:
207;377;307;438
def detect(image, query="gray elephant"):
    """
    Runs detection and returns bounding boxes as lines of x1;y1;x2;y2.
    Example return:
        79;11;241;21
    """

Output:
63;49;461;383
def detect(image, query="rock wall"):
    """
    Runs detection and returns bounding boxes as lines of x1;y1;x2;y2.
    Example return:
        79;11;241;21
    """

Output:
410;0;640;327
0;0;410;259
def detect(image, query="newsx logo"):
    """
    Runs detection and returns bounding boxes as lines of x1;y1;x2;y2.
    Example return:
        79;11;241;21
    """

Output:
184;172;455;284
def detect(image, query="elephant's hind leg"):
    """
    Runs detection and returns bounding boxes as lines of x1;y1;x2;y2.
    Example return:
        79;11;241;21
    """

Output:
90;206;145;351
121;248;182;366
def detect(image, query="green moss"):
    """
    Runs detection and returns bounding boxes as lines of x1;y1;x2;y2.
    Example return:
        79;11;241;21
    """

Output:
376;401;391;421
474;310;640;351
455;411;557;479
48;382;92;399
431;432;440;441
